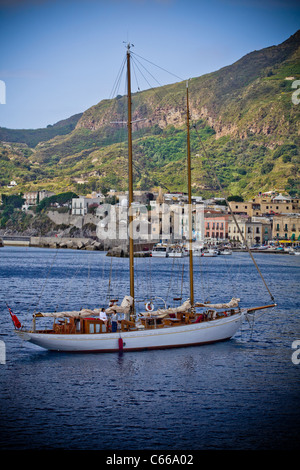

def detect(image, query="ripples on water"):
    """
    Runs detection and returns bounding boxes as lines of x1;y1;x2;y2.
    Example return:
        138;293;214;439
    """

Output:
0;247;299;450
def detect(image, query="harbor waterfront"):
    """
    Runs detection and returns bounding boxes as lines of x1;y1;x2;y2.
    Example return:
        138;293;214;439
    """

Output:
0;246;299;450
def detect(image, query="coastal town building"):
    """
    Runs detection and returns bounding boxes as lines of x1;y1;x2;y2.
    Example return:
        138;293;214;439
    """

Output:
228;193;300;217
204;211;229;241
148;189;206;242
149;188;176;241
6;184;298;246
228;216;272;245
23;190;55;208
272;214;300;242
71;195;104;216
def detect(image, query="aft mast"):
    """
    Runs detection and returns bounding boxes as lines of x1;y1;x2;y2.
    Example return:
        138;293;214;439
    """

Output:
186;81;194;307
126;43;135;318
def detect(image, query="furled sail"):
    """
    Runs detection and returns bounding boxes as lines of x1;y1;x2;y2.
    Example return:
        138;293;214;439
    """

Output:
105;296;133;314
36;308;101;318
37;296;134;318
194;298;240;309
141;299;192;318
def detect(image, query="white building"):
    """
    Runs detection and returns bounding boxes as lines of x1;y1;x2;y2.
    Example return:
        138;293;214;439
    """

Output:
71;196;104;216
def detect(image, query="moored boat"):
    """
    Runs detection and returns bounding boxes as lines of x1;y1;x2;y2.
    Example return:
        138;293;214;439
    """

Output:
202;249;218;257
168;244;188;257
221;249;232;255
289;249;300;255
151;244;170;257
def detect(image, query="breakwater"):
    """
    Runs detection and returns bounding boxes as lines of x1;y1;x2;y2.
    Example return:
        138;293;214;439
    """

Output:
1;235;156;255
1;235;103;250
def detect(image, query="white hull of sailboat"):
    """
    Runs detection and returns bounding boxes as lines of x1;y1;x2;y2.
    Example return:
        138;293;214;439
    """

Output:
16;313;244;352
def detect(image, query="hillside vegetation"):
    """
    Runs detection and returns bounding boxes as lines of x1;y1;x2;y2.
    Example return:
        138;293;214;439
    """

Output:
1;30;300;199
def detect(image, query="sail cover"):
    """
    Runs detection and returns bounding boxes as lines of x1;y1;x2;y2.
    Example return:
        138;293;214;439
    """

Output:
37;296;134;318
36;308;101;318
194;297;240;309
141;299;192;319
105;296;133;314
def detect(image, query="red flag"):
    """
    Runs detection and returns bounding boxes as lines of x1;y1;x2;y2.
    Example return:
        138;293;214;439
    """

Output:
6;304;22;329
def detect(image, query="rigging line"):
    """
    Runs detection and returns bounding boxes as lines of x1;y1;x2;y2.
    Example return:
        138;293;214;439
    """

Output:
131;54;164;91
32;249;59;314
177;257;184;297
130;54;181;113
198;254;207;302
144;256;148;300
110;54;127;99
204;257;212;302
130;55;175;109
107;256;113;301
183;256;190;300
132;58;141;92
165;253;176;303
109;55;127;136
180;262;185;299
131;51;184;82
192;122;276;304
83;254;91;309
222;251;236;293
53;258;85;312
148;254;153;300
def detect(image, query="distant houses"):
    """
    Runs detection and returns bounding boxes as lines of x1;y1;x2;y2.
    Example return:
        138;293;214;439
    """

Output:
227;192;300;244
7;180;17;188
23;190;55;208
9;187;299;245
71;194;105;216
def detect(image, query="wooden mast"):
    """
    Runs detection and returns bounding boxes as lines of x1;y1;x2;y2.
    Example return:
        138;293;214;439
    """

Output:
186;81;194;307
127;44;135;316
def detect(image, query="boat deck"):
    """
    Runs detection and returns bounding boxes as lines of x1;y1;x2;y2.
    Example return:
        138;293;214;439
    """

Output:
32;310;238;335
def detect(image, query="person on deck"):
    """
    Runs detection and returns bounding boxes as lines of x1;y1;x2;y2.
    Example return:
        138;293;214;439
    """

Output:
99;308;108;329
111;312;118;332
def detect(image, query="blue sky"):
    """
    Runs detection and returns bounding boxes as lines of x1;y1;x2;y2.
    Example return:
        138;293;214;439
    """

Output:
0;0;299;129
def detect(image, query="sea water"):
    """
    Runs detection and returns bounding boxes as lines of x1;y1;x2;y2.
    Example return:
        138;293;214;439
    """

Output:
0;246;299;450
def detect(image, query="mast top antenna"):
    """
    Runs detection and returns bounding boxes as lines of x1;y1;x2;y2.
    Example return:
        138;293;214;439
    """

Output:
123;41;134;51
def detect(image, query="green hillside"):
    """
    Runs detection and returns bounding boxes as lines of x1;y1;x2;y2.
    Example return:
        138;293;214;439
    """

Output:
1;30;299;199
0;113;83;148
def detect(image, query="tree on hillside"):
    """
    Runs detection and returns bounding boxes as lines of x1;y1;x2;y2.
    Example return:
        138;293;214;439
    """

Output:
227;195;244;202
36;192;78;213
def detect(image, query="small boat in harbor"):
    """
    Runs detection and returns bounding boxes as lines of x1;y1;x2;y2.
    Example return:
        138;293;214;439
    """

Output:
168;244;188;258
201;249;218;257
151;243;170;257
221;249;232;255
289;249;300;255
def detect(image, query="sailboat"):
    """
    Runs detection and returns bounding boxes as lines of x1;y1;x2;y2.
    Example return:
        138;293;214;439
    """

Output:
11;45;276;352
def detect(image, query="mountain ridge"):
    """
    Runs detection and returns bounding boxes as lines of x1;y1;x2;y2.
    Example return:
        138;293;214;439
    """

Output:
0;30;299;198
